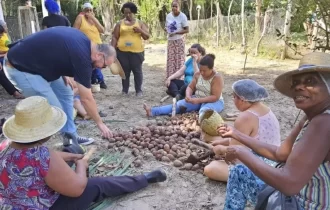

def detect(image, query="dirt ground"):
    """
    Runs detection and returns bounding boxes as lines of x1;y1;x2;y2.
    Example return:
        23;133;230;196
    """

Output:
0;44;301;210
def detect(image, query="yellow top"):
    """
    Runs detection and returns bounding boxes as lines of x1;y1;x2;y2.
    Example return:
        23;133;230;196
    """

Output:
117;20;144;53
80;16;102;44
0;33;10;52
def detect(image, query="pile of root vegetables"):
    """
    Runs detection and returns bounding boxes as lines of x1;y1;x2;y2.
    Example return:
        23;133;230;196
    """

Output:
107;113;214;173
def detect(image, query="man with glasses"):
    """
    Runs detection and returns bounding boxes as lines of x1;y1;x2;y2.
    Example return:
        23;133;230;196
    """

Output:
3;26;115;147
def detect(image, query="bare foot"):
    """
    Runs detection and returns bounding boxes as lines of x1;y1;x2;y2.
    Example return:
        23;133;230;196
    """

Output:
143;103;152;117
13;91;24;99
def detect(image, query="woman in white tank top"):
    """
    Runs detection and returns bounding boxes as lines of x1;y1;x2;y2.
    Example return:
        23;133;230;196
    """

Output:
204;79;280;182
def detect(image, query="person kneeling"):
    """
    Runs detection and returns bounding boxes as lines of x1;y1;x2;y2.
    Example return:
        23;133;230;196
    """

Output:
0;96;167;210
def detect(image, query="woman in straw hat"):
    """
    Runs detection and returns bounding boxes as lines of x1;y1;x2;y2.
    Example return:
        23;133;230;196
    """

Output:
204;79;280;182
0;96;167;209
217;52;330;209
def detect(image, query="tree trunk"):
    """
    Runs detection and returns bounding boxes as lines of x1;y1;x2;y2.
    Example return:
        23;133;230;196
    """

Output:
255;8;273;56
281;0;292;60
241;0;246;48
211;0;213;27
215;0;220;46
0;0;4;21
219;3;224;34
255;0;262;39
41;0;48;17
228;0;234;49
100;0;114;34
189;0;193;20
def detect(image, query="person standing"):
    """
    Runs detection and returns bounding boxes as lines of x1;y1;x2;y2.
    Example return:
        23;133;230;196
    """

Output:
111;2;150;97
3;27;115;146
0;22;23;99
165;1;189;79
42;0;71;29
73;2;107;89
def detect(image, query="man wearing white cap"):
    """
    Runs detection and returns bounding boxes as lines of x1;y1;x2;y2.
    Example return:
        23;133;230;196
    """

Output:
3;27;116;146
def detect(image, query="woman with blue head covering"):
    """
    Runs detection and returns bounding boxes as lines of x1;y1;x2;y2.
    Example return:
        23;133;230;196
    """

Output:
204;79;281;182
42;0;71;29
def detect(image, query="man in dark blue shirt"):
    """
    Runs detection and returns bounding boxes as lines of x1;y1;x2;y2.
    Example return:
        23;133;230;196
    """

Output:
3;26;115;145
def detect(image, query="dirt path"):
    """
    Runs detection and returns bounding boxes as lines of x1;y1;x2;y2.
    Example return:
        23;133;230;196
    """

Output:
0;44;300;210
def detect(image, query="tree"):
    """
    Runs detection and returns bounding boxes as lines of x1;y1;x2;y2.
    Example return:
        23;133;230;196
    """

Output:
281;0;293;59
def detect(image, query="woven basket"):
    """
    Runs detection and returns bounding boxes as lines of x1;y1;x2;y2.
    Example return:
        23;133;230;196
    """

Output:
200;109;224;136
91;84;100;93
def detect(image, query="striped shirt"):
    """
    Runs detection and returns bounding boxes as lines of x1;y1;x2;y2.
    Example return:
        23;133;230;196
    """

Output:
295;110;330;209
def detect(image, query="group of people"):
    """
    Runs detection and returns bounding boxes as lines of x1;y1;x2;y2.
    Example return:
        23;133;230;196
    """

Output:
0;0;329;210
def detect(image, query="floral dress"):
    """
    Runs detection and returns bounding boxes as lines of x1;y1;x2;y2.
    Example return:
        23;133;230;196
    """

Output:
0;140;59;209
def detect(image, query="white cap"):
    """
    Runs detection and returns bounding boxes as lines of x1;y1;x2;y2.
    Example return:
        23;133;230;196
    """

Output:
82;2;93;9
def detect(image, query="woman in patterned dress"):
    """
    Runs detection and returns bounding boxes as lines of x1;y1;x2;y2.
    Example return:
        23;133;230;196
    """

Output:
204;79;281;182
165;1;189;78
217;52;330;210
0;96;167;209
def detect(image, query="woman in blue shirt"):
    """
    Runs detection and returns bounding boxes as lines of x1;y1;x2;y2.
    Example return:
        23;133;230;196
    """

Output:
165;44;205;100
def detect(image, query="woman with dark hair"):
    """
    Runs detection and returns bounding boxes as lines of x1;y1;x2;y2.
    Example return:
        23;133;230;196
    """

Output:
73;2;107;89
0;24;23;99
42;0;70;29
111;2;150;97
144;54;224;121
165;1;189;79
165;43;205;100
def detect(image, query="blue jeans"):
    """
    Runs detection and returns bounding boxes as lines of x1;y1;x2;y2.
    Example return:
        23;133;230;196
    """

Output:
151;97;224;119
91;68;104;83
3;58;76;134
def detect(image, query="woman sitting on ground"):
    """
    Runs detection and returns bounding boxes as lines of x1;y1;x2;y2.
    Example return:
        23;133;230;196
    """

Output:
203;79;281;182
217;52;330;209
144;54;224;121
0;96;167;210
165;43;205;100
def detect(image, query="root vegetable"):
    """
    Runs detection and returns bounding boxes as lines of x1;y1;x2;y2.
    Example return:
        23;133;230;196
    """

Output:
177;152;186;158
156;154;162;160
161;156;170;162
108;138;115;143
169;150;177;157
189;145;197;150
185;149;192;155
119;147;125;153
132;144;138;149
164;144;170;152
192;164;200;171
183;163;193;170
152;151;158;157
137;146;142;149
157;121;163;126
167;154;175;161
173;160;183;167
134;159;142;167
108;143;115;149
132;148;139;157
144;152;153;159
171;145;178;152
148;144;154;149
158;144;164;149
178;156;187;162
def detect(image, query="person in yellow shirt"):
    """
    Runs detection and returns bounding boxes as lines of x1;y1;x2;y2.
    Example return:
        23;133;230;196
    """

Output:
73;2;107;89
0;23;23;99
111;2;150;97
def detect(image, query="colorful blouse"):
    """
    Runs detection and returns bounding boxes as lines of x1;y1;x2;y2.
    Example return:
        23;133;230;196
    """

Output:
0;140;59;209
295;111;330;209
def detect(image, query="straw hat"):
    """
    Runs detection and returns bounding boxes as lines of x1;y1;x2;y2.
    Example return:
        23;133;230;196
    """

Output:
274;52;330;98
109;58;126;79
2;96;67;143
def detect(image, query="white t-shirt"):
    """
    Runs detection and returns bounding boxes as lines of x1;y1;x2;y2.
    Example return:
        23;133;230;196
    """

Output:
166;12;188;41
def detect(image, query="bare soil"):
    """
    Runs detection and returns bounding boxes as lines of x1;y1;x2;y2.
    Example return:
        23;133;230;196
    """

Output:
0;44;300;210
